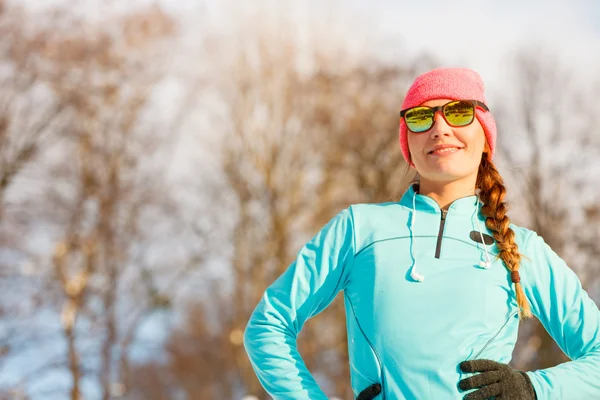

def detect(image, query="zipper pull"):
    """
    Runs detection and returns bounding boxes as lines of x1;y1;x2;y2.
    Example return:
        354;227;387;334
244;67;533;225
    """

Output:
441;209;448;220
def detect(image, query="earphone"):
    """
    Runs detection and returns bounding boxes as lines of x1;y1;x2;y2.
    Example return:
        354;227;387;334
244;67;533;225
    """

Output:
410;268;425;282
409;190;424;282
475;196;493;271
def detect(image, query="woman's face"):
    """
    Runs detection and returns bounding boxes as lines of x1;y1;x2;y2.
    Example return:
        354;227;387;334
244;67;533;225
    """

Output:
407;98;487;184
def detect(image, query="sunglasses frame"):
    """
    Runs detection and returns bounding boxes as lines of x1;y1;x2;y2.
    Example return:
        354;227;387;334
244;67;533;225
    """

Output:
400;100;490;133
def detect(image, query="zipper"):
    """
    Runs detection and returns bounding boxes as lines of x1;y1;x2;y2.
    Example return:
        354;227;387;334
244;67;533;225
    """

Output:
461;310;520;383
471;310;519;360
434;209;448;258
348;297;386;400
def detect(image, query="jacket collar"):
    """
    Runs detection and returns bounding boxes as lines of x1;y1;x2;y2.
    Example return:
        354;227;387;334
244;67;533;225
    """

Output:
399;183;480;217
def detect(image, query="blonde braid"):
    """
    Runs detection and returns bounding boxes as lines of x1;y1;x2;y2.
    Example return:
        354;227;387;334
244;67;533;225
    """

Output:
476;153;532;319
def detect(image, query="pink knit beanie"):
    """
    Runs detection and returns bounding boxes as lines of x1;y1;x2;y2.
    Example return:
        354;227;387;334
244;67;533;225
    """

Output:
399;68;497;166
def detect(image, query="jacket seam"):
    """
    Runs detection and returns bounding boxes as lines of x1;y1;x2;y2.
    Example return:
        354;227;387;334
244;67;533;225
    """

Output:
347;295;385;399
348;206;358;283
355;236;500;258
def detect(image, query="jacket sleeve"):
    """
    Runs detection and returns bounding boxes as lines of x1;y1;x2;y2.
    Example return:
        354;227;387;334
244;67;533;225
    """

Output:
521;231;600;400
243;207;356;399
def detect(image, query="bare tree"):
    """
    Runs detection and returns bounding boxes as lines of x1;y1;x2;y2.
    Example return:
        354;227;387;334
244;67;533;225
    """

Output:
39;8;180;400
0;2;62;220
0;4;209;399
0;1;72;381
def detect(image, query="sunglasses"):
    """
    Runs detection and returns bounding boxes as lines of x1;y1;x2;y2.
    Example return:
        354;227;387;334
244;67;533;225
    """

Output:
400;100;489;133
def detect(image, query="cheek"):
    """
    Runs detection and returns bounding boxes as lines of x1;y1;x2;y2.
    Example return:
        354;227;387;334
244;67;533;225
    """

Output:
466;123;486;149
459;128;486;154
407;135;424;157
471;138;486;155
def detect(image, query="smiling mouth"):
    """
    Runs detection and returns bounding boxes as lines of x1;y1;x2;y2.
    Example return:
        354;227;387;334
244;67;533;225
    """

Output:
428;147;463;155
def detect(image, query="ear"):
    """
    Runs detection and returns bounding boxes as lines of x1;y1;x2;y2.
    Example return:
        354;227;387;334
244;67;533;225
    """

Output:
483;139;491;154
406;150;414;167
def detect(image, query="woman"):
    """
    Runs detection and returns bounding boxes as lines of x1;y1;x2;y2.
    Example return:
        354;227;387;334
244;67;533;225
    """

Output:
243;68;600;399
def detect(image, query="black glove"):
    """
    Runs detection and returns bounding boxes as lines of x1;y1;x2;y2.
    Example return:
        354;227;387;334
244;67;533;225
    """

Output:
458;359;537;400
356;383;381;400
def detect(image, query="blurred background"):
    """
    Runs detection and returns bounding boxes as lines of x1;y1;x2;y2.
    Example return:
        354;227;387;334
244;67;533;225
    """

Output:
0;0;599;399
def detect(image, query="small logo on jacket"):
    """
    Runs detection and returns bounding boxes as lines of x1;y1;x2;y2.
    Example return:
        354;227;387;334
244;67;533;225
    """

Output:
469;231;494;245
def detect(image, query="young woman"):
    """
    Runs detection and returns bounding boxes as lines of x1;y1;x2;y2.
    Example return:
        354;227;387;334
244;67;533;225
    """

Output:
243;68;600;399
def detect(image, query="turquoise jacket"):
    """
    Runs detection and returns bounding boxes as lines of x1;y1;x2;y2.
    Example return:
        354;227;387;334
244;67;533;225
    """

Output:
244;185;600;399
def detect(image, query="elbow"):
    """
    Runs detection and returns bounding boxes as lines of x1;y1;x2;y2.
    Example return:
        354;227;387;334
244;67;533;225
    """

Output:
243;313;259;358
243;319;252;353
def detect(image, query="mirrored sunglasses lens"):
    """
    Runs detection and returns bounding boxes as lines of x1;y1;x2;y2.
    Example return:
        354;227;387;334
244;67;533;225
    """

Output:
444;101;475;126
405;107;434;132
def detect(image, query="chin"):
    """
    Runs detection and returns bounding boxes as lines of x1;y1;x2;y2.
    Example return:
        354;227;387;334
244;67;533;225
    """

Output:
425;169;472;182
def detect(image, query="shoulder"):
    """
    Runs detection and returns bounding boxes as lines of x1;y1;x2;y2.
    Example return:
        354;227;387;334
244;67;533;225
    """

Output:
509;223;576;286
348;201;411;227
509;224;539;247
509;224;553;257
348;202;412;252
349;201;409;215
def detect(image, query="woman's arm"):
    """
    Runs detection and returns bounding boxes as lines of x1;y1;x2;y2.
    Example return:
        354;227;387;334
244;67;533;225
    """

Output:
243;207;356;400
521;231;600;399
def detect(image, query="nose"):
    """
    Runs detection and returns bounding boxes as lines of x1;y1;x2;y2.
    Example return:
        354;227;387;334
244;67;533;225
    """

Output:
429;110;452;138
